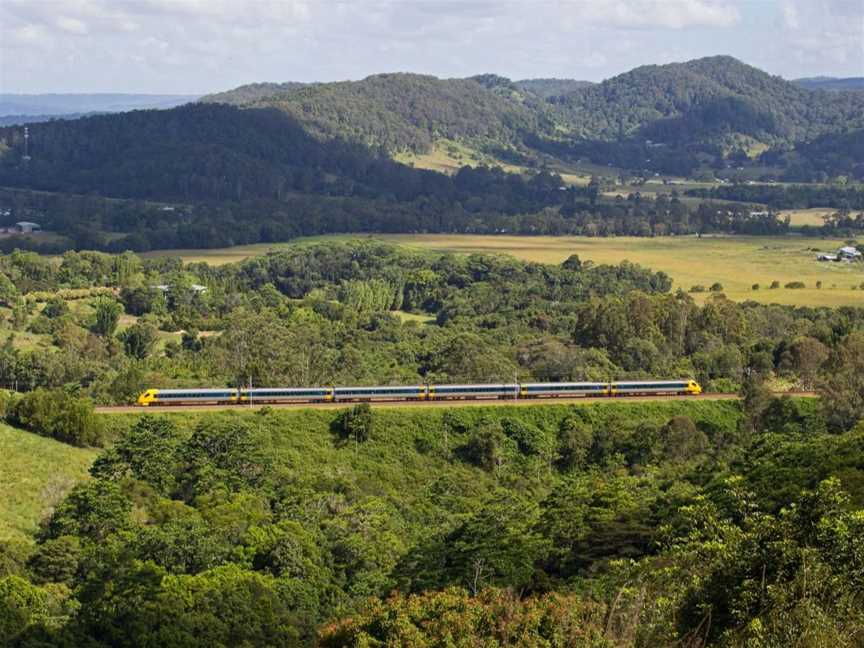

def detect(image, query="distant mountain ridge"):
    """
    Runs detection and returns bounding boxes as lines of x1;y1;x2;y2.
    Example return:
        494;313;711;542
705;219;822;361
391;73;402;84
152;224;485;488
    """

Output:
0;93;198;117
793;77;864;92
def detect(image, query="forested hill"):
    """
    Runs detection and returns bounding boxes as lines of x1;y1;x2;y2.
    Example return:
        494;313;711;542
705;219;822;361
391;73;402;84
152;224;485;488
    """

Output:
195;57;864;169
554;55;864;145
514;78;594;98
0;103;564;209
793;76;864;92
228;72;555;153
199;81;309;106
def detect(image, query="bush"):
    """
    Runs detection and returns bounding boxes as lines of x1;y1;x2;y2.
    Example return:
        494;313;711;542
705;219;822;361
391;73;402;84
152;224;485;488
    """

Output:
336;403;374;443
751;283;760;290
770;280;781;289
7;389;106;447
785;281;806;289
709;282;724;292
689;285;706;293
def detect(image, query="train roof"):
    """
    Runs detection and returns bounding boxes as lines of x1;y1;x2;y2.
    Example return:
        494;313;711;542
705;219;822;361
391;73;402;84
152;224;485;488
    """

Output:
521;382;608;387
154;388;236;394
244;387;330;392
613;380;692;384
430;383;519;389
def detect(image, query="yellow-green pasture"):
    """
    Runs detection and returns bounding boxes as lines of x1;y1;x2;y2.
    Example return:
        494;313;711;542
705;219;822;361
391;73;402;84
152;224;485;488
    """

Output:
0;423;97;541
781;208;835;227
146;234;863;308
378;234;862;307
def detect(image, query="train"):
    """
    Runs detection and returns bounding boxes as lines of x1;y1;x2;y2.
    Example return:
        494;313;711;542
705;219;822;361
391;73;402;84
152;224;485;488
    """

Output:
136;379;702;406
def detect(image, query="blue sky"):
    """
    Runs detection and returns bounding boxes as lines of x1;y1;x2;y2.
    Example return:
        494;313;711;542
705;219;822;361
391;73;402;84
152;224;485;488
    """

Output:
1;0;862;94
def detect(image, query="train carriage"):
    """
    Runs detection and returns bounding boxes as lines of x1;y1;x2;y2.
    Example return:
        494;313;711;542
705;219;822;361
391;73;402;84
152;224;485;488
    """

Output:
137;388;238;406
240;387;333;403
333;385;426;401
519;382;609;398
610;380;700;396
429;383;519;400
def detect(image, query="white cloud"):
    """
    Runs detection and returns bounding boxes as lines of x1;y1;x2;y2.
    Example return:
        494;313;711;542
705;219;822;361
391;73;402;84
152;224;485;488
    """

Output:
0;0;860;93
56;16;88;34
775;0;864;68
561;0;741;29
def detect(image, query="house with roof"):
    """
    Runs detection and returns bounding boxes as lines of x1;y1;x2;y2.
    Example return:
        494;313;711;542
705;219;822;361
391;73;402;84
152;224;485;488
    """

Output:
838;246;862;260
14;221;41;233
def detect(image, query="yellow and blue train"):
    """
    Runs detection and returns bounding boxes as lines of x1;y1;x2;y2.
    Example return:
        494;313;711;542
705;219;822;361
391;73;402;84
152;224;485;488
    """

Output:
136;380;702;406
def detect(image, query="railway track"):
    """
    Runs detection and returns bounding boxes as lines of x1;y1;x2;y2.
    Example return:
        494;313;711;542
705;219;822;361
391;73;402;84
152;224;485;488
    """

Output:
95;391;817;414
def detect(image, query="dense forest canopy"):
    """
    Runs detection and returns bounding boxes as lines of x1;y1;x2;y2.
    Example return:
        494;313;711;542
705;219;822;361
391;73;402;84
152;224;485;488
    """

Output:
195;56;864;178
0;239;862;645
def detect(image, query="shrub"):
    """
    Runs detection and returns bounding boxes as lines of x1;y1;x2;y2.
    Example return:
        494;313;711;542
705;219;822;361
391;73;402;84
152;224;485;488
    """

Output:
41;297;69;319
90;298;123;337
7;389;106;447
769;280;781;289
816;280;822;289
336;403;374;443
751;283;760;290
689;285;706;293
785;281;806;289
118;322;158;359
709;282;724;292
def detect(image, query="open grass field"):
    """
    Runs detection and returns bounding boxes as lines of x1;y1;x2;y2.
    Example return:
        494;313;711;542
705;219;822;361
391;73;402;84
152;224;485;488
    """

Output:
781;208;834;227
0;424;98;542
376;234;863;307
146;234;864;308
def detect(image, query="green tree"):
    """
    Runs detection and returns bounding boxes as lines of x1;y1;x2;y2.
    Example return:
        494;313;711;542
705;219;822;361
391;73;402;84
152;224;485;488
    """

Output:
444;497;548;594
91;298;122;337
336;403;374;443
43;479;132;542
41;296;69;319
819;332;864;430
555;415;593;470
0;576;49;644
118;321;158;359
0;272;19;307
8;388;106;447
27;536;81;585
91;415;183;495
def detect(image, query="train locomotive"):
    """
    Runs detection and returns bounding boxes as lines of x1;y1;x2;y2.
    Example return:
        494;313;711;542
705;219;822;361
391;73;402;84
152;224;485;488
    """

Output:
136;379;702;406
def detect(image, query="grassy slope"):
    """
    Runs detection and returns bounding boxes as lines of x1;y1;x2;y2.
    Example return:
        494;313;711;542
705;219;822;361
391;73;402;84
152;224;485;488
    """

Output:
147;234;864;307
0;423;98;542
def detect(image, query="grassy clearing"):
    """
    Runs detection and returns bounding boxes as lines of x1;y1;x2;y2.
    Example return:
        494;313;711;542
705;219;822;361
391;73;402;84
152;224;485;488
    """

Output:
393;310;436;325
373;234;864;308
146;233;863;307
0;423;98;542
782;208;834;227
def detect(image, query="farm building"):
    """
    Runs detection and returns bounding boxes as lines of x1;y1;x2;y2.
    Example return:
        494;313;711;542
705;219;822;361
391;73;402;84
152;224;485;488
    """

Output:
817;246;862;262
14;221;41;233
838;246;862;260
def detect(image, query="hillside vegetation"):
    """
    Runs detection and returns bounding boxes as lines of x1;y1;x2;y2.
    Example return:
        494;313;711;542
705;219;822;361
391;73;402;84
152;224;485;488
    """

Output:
2;397;864;645
199;56;864;175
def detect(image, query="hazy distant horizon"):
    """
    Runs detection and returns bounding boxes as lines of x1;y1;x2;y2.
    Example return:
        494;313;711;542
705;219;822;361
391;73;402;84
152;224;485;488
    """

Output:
1;0;862;95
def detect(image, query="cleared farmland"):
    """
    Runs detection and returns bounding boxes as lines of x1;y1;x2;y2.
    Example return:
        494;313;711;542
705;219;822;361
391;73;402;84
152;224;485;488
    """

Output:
146;234;863;307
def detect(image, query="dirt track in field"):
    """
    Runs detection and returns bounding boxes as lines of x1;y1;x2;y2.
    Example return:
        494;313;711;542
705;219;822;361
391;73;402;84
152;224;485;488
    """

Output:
95;392;816;414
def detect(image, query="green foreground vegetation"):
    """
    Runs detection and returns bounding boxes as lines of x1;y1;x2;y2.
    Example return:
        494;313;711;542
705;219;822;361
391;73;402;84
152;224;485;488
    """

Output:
0;238;862;646
2;395;864;646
